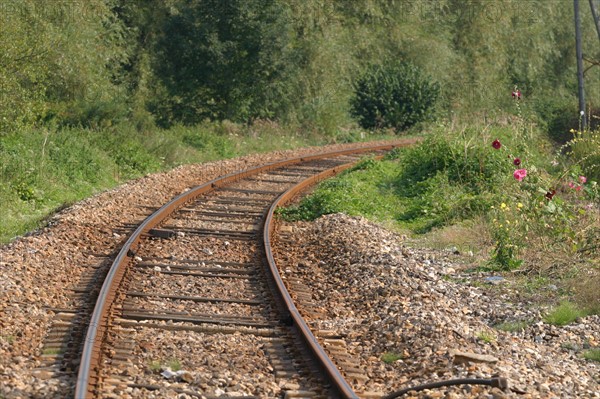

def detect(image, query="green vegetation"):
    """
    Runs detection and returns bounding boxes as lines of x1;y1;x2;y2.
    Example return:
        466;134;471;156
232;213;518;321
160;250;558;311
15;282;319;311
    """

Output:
583;349;600;362
41;348;62;355
1;1;600;313
476;330;497;344
278;120;600;307
0;123;392;242
351;62;440;130
0;335;15;344
277;157;406;225
167;359;182;372
148;358;182;372
381;352;403;364
149;360;161;372
544;302;588;326
494;321;529;333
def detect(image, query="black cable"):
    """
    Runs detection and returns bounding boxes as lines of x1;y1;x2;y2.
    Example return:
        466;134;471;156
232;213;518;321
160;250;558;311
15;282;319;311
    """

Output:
381;377;508;399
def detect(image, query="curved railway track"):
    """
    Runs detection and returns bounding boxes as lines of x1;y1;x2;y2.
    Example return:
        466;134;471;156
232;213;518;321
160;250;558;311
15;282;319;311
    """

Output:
59;142;412;399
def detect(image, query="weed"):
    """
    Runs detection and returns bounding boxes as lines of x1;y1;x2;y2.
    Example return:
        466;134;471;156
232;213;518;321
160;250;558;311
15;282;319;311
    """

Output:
476;331;497;344
42;348;62;355
167;359;182;372
494;321;529;333
544;301;587;326
561;342;578;351
149;360;161;372
1;335;15;344
381;352;403;364
583;348;600;362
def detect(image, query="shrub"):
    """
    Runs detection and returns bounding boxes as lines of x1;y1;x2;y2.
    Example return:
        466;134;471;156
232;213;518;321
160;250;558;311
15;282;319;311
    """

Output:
351;62;439;131
534;97;579;144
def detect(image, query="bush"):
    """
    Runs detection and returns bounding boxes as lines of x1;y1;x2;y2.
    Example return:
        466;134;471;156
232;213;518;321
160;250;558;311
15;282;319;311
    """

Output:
351;62;439;131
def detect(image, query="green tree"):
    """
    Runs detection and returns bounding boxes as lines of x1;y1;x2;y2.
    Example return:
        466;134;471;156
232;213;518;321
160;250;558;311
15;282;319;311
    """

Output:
351;62;440;131
149;0;299;126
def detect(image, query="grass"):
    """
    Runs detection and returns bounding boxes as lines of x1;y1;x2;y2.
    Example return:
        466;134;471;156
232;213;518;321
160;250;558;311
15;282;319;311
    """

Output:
167;359;182;371
494;321;529;333
476;331;497;344
276;123;600;314
148;358;182;372
1;335;15;344
0;121;396;243
41;348;62;355
583;348;600;362
381;352;403;364
149;360;161;372
561;342;578;351
544;301;588;326
277;156;410;232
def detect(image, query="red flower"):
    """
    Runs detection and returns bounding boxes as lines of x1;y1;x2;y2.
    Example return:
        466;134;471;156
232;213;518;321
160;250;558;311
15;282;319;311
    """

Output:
492;139;501;149
513;158;521;166
512;89;521;99
545;189;556;200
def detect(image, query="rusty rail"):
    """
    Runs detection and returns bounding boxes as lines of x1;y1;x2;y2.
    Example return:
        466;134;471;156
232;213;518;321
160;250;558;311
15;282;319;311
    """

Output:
74;141;414;398
263;141;414;398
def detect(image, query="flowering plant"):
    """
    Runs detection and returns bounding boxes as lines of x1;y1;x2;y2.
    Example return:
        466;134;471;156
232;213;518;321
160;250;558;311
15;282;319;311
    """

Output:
485;89;599;270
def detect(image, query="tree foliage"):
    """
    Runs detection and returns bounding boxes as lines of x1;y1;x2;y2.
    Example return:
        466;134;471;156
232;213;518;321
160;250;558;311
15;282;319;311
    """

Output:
351;62;440;131
147;0;300;126
0;0;599;134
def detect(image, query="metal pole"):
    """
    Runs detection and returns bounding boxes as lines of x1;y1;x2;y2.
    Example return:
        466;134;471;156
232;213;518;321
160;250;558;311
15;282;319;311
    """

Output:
590;0;600;43
575;0;587;128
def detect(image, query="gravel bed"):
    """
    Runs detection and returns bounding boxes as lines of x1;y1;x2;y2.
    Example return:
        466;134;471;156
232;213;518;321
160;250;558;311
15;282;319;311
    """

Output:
139;236;259;264
103;328;282;398
0;140;401;398
273;213;600;398
125;296;259;317
129;271;259;301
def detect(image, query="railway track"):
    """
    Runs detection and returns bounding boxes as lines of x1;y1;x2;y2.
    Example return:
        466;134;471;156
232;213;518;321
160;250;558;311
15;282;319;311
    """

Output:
38;142;414;399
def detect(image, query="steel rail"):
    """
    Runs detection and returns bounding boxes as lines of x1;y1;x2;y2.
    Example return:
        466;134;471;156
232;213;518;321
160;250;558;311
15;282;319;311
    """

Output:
263;141;414;398
74;141;413;398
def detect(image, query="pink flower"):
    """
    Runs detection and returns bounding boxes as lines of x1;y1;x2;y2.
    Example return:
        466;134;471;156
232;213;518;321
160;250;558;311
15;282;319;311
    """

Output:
513;169;527;181
575;185;582;192
492;139;501;149
568;182;576;189
579;176;587;184
513;158;521;166
512;89;521;100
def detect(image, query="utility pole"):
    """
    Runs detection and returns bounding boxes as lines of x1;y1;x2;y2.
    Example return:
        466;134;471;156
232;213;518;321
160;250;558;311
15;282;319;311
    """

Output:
590;0;600;43
575;0;587;128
